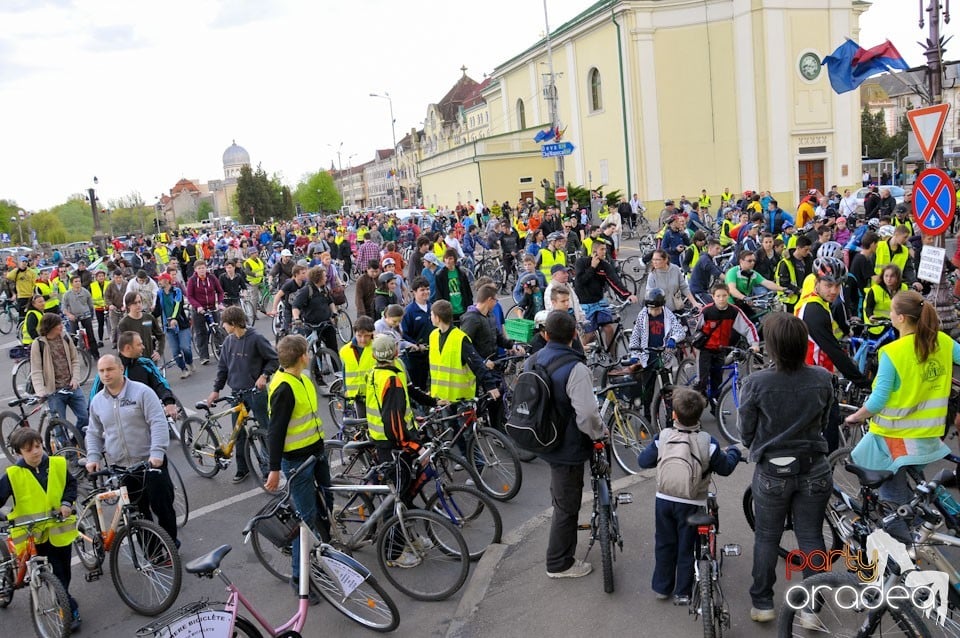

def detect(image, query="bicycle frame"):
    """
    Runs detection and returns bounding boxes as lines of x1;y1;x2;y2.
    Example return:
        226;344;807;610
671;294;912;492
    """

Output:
325;483;396;550
2;516;55;589
195;398;251;462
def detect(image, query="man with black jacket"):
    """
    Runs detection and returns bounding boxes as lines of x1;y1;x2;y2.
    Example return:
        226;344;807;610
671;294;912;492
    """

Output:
91;330;180;420
536;311;605;579
573;242;636;347
206;306;279;483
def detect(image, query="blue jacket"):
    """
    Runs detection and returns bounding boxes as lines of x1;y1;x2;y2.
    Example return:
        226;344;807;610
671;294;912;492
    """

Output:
661;229;689;266
512;271;547;304
421;267;438;303
400;299;432;348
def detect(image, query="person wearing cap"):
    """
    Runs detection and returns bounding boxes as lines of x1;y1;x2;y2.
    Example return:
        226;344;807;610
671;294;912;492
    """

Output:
536;232;567;280
381;257;407;303
271;249;296;289
528;310;551;354
264;333;330;600
420;252;441;303
7;256;36;315
155;272;194;378
243;247;266;288
435;250;473;324
544;264;585;322
658;200;679;227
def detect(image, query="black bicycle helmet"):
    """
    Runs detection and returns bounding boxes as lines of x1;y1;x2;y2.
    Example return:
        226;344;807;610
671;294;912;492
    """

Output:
377;272;396;286
812;256;847;283
644;287;666;308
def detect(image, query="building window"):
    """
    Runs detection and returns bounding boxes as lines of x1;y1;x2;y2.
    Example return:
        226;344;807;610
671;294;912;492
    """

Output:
517;99;526;129
589;68;602;112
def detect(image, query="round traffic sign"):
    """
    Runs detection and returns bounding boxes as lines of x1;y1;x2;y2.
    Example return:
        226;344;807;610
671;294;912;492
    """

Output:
555;187;568;202
912;168;956;236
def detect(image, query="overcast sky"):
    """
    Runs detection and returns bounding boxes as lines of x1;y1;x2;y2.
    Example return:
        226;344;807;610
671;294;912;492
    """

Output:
0;0;954;211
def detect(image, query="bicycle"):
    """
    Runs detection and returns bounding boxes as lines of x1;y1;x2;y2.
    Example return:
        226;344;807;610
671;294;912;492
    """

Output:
583;441;631;593
67;317;97;382
582;299;633;368
590;361;657;476
249;455;471;601
180;389;278;492
301;321;344;390
137;455;400;635
688;481;743;638
72;462;182;616
230;289;257;328
0;393;86;465
193;309;227;362
844;318;897;377
0;295;19;335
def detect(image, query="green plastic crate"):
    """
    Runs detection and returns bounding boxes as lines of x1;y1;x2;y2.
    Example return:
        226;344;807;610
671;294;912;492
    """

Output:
505;317;535;343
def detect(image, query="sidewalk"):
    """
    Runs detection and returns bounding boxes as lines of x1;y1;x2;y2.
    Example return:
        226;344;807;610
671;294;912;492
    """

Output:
446;469;778;638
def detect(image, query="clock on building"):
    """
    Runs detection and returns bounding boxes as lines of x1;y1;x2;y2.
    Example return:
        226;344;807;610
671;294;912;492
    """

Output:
798;51;822;81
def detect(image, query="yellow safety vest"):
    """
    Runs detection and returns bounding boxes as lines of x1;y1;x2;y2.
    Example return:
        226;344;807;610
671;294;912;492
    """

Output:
157;232;169;244
267;370;324;453
719;220;734;247
582;237;594;256
35;280;63;310
433;241;447;260
6;457;78;553
874;240;909;276
244;257;265;285
365;366;413;441
863;283;906;334
698;195;711;209
869;332;954;438
90;280;106;310
687;243;702;270
339;342;376;399
538;248;566;279
893;218;914;236
21;308;42;345
795;292;844;340
429;328;476;401
721;192;733;203
154;245;169;265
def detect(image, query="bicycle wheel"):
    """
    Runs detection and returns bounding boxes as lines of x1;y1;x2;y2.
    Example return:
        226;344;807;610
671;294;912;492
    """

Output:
434;449;483;487
30;568;71;638
272;303;285;336
180;417;223;478
245;425;284;493
12;358;32;400
330;480;379;541
620;273;638;297
776;570;932;638
109;519;182;616
210;326;227;361
503;303;524;320
241;299;257;328
466;427;522;501
42;419;85;456
0;537;12;607
168;461;189;528
742;487;841;564
697;559;715;638
376;509;469;601
311;547;400;633
53;445;90;500
335;312;353;345
230;616;262;638
599;502;614;593
716;386;741;444
0;309;14;335
73;499;103;570
673;357;699;387
82;349;95;386
0;411;28;464
327;378;349;431
249;496;295;582
607;408;655;475
421;483;502;561
325;440;375;485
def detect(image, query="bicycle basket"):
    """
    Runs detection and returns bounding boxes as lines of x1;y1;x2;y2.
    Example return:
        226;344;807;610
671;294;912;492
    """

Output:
254;495;300;548
8;345;29;360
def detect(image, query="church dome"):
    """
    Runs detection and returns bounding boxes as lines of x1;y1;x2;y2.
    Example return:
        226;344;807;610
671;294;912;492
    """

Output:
222;140;250;168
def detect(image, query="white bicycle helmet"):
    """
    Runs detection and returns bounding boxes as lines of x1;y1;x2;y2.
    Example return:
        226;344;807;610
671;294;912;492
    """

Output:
816;241;843;259
877;225;895;239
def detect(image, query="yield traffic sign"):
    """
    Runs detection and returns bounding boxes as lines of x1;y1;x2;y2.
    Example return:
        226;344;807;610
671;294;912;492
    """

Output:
912;167;956;236
907;103;950;163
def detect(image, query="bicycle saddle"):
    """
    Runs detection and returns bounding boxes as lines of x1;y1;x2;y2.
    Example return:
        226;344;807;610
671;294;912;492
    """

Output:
843;464;893;488
342;417;368;428
687;512;717;527
185;544;232;575
343;440;376;454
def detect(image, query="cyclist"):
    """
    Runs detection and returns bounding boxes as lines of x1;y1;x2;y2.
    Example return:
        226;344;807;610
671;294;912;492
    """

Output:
243;247;266;289
271;249;296;289
339;316;376;419
374;272;400;320
774;235;813;314
270;263;307;334
289;266;338;389
846;231;879;318
20;294;45;345
124;269;158;313
574;241;637;348
536;232;567;279
0;428;81;631
90;331;179;420
119;291;165;363
646;249;701;312
863;263;907;335
219;259;248;308
400;277;433;391
61;274;101;359
206;306;278;483
693;282;760;403
626;288;687;418
688;240;724;305
35;268;66;312
186;260;224;366
724;250;784;319
874;224;921;290
7;255;37;316
264;334;329;603
428;299;499;404
637;387;741;605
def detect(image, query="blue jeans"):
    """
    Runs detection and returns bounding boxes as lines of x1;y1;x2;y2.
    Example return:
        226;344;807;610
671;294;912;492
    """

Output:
166;328;193;369
652;498;700;598
281;453;332;579
749;459;832;609
48;387;88;433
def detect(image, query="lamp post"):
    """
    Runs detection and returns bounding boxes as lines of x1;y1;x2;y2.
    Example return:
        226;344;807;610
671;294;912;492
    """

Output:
154;197;163;233
10;216;22;245
370;92;399;209
87;176;107;251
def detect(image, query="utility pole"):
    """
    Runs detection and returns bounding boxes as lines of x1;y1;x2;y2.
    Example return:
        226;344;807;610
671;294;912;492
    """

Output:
543;0;565;215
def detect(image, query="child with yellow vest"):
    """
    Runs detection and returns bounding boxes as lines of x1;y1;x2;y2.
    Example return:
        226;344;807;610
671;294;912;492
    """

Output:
1;428;80;630
339;316;376;419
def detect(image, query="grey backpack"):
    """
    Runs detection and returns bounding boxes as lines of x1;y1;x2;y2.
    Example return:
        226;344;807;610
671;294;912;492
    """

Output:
656;427;712;500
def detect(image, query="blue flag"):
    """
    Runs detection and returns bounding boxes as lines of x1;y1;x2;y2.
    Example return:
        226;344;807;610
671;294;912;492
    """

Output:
821;39;910;94
533;128;556;143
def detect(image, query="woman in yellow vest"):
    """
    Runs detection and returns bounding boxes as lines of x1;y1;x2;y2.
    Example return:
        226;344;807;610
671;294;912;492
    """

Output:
1;428;80;630
264;334;330;601
21;294;45;345
339;316;376;418
863;264;907;335
848;290;960;535
90;270;108;346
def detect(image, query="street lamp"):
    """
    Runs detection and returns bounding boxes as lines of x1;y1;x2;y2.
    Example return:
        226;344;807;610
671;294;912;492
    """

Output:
87;176;107;251
154;197;163;234
10;216;23;245
370;92;399;209
327;142;344;172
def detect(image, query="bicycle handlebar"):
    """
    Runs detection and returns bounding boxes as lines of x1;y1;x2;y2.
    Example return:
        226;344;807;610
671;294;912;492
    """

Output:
195;388;261;411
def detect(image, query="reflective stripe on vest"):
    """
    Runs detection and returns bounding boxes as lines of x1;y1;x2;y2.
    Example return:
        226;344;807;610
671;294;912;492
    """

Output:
874;240;909;276
244;258;265;285
267;371;324;452
688;243;701;270
869;332;954;438
429;328;476;401
538;248;565;278
5;456;78;551
90;280;106;309
35;281;60;309
340;342;376;398
21;309;42;345
365;366;412;440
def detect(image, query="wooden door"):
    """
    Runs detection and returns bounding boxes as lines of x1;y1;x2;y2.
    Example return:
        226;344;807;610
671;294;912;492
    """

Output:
798;160;825;194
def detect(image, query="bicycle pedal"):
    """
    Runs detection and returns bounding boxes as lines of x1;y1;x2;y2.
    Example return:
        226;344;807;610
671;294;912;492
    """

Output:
577;523;591;530
616;492;633;505
84;570;102;582
721;544;741;557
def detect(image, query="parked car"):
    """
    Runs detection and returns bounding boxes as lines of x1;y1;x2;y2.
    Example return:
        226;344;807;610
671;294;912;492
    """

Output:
854;185;906;211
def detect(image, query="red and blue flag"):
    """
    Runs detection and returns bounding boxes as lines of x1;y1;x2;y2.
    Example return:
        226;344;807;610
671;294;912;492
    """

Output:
821;39;910;94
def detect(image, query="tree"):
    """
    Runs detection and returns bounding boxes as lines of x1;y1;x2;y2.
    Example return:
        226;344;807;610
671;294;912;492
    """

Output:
861;107;892;159
189;200;213;224
235;164;281;224
27;211;68;244
294;170;341;213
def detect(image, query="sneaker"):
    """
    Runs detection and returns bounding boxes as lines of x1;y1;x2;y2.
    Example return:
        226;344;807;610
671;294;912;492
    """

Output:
798;610;826;631
750;607;776;623
546;560;592;579
412;535;434;552
70;608;82;632
673;595;691;606
654;592;670;601
232;471;249;483
179;368;191;379
200;358;210;366
97;341;104;348
386;548;422;569
289;577;321;606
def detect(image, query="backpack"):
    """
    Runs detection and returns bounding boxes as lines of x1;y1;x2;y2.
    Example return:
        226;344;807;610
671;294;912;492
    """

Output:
656;427;712;500
505;352;581;454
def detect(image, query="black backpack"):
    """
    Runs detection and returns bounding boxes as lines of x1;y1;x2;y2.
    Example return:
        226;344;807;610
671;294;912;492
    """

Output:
505;352;580;454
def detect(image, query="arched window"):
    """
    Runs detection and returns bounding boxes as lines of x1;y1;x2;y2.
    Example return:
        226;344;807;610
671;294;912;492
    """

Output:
516;99;526;129
589;68;602;112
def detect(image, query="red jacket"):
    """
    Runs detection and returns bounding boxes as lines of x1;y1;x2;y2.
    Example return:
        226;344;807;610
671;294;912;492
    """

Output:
186;273;223;310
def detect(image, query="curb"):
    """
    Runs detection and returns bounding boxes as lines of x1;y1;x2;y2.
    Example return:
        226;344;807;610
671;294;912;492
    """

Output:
445;470;652;638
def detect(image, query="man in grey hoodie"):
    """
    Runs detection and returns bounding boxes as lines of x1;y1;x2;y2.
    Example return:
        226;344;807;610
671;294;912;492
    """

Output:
85;354;177;546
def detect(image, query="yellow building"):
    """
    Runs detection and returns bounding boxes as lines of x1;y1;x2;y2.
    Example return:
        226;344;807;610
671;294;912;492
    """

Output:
420;0;868;211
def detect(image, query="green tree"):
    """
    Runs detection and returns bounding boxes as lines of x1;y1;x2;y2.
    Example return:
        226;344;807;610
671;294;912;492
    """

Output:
189;200;213;224
49;197;94;239
236;164;279;224
27;211;68;244
861;107;890;159
294;170;342;213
